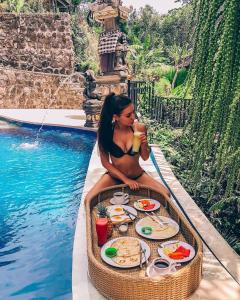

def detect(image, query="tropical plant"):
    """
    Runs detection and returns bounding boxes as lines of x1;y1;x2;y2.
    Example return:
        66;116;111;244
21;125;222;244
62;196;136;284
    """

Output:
72;0;81;5
159;3;193;50
187;0;240;202
96;204;108;218
0;0;25;12
71;15;99;73
167;44;190;89
0;0;48;12
128;5;162;48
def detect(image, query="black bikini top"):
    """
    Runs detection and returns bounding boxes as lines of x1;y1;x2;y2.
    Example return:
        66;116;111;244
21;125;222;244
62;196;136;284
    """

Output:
109;126;137;158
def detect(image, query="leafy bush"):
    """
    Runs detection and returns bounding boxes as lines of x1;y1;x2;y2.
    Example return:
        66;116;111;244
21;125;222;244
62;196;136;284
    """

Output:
155;78;171;96
161;65;176;83
175;68;188;86
71;16;99;73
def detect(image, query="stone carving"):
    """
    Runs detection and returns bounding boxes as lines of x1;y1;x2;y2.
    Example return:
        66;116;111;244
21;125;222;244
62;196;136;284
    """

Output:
114;34;128;71
83;69;101;100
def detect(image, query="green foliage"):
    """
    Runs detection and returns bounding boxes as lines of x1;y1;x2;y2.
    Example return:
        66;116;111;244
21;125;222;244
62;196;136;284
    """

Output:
159;4;193;50
0;0;26;12
187;0;240;200
171;83;191;98
127;4;192;96
0;0;48;12
128;5;162;48
72;0;82;5
147;124;239;254
71;15;99;73
155;78;171;96
175;68;188;86
156;0;240;252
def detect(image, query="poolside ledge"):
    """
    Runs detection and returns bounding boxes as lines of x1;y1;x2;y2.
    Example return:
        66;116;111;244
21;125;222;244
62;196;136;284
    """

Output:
0;109;97;132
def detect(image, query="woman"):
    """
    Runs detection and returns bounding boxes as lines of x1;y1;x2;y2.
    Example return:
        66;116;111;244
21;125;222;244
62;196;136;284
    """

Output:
85;93;170;204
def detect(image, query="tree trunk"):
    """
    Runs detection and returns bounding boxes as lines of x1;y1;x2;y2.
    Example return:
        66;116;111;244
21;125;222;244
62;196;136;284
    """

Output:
171;66;179;90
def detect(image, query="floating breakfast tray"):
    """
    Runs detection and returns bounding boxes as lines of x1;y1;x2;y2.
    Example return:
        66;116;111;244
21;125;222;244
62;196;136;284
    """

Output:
86;185;203;300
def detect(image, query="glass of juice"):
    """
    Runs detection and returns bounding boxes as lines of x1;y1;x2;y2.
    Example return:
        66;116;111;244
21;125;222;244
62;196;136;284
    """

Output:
132;131;142;153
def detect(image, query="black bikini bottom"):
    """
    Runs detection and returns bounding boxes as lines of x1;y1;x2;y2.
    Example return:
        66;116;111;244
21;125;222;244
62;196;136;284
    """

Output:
105;171;145;184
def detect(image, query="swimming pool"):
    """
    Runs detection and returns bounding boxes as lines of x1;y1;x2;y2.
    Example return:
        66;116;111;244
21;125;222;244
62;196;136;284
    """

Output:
0;120;96;300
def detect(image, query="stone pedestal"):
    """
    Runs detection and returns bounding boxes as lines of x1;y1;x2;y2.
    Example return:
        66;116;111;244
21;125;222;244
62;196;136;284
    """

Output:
83;72;128;128
83;99;102;128
96;72;128;95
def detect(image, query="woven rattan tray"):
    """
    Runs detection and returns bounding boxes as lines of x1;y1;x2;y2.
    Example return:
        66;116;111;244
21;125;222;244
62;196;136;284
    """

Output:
86;185;203;300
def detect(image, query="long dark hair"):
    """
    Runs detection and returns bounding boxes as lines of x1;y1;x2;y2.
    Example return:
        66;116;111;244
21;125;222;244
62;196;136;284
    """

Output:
98;93;132;153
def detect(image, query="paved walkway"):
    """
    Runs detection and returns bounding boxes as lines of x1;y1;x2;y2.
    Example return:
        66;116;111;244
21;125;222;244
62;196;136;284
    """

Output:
0;109;96;131
1;109;239;300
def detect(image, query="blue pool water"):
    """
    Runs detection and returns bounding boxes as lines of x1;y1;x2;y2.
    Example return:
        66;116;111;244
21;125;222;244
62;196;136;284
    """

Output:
0;121;96;300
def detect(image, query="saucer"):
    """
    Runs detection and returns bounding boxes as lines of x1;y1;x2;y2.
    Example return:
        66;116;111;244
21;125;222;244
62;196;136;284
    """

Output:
110;197;129;205
146;265;177;278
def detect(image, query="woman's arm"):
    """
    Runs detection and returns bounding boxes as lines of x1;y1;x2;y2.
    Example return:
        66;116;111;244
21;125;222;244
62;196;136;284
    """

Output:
100;149;139;190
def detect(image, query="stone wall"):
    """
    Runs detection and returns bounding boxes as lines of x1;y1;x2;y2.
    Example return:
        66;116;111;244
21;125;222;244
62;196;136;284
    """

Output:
0;13;74;75
0;68;85;109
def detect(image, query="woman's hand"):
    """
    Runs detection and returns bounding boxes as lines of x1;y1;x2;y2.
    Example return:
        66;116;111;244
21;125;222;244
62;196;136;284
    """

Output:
139;132;148;145
124;178;139;190
136;123;148;146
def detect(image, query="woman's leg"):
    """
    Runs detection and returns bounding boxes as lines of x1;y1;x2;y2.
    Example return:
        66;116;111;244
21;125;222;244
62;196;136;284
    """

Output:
135;172;170;198
84;173;118;206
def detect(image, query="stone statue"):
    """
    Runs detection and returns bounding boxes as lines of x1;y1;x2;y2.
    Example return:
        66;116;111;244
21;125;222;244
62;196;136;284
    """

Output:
114;33;128;71
89;0;130;74
83;0;130;127
83;69;101;100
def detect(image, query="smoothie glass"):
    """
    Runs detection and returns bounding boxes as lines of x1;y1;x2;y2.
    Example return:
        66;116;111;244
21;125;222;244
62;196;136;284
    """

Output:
132;120;145;153
132;131;142;153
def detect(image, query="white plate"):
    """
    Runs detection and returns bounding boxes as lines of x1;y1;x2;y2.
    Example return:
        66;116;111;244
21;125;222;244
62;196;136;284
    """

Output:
101;237;151;268
107;205;137;222
135;216;179;240
133;198;160;212
158;240;195;263
110;197;129;205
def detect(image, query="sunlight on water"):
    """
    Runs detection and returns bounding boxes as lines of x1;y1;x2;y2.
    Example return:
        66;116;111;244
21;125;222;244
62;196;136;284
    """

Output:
18;141;39;149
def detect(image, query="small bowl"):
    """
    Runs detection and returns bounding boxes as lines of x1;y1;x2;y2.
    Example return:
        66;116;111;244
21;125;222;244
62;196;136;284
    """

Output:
141;226;152;235
105;247;118;258
118;223;128;233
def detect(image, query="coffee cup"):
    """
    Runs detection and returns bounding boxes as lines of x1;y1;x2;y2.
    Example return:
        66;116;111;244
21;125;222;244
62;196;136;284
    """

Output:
113;192;129;204
147;258;178;277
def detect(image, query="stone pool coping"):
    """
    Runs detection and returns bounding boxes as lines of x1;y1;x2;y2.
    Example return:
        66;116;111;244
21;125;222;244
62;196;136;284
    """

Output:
1;110;239;299
0;109;97;132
